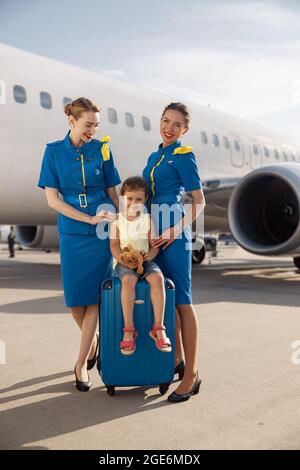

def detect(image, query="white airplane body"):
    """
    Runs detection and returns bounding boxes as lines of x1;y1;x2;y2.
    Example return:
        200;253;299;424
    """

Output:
1;43;300;262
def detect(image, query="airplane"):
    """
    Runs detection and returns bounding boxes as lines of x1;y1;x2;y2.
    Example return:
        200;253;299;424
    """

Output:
1;42;300;268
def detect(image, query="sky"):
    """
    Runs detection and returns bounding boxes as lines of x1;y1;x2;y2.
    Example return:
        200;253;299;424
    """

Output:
0;0;300;136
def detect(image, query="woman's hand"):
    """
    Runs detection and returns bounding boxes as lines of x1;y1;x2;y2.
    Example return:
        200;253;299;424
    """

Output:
89;210;116;225
151;225;181;250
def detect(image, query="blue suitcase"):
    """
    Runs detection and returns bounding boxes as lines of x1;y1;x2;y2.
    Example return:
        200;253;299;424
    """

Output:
97;276;175;396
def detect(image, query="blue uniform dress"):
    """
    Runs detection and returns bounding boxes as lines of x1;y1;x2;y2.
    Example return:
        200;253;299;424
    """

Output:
142;140;202;305
38;131;121;307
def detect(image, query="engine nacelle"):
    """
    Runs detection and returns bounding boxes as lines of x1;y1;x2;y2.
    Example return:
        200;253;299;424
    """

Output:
16;225;59;249
228;163;300;256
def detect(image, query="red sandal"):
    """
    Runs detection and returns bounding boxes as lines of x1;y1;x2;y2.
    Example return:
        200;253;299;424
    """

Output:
120;326;138;356
149;324;172;353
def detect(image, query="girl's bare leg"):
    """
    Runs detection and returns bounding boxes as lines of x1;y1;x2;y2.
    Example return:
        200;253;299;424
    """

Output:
145;273;168;342
121;275;138;349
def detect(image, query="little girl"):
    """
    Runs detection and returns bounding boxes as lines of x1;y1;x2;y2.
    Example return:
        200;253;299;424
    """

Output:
110;176;172;356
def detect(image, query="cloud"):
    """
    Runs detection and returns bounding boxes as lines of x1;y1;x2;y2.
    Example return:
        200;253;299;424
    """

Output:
98;1;300;132
1;0;300;135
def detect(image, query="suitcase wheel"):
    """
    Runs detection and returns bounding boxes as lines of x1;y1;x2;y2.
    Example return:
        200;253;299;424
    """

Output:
159;383;170;395
106;385;116;396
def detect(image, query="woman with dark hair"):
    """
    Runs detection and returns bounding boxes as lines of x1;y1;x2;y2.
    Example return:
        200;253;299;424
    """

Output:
143;102;206;402
38;97;121;392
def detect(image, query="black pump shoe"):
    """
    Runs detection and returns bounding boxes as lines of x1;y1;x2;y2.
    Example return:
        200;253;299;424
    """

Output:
87;333;99;371
74;365;92;392
168;372;201;403
174;360;185;380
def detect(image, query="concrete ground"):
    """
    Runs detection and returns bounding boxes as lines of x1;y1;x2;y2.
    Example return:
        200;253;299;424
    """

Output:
0;244;300;450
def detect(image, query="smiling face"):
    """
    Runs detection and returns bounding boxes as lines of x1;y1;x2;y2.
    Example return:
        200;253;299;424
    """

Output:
160;109;189;147
69;111;100;143
121;189;147;218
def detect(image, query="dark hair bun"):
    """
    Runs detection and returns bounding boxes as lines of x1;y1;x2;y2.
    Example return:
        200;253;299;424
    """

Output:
64;103;73;116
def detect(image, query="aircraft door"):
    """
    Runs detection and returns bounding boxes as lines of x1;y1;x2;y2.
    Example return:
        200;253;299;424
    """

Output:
250;142;262;169
231;137;244;167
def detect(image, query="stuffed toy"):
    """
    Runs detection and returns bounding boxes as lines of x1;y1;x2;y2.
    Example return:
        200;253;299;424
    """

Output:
120;244;144;275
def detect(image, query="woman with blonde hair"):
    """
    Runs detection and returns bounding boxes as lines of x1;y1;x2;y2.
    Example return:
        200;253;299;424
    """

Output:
38;97;121;392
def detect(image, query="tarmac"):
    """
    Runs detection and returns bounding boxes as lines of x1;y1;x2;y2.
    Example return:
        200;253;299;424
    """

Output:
0;243;300;450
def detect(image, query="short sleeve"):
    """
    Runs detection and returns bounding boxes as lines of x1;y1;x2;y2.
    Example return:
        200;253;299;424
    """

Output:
37;145;59;190
102;146;121;188
175;152;202;192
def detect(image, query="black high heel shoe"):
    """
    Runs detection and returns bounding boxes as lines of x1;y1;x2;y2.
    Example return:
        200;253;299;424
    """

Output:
87;333;99;371
174;360;185;380
168;371;201;403
74;365;92;392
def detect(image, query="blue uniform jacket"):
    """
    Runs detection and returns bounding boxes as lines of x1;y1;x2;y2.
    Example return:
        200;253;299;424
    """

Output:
38;131;121;235
142;140;202;231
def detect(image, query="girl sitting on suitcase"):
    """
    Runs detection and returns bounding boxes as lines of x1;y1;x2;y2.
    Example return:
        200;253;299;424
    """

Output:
110;176;172;356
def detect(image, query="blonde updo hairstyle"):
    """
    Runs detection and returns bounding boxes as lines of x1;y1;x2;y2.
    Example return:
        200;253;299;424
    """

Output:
64;97;100;120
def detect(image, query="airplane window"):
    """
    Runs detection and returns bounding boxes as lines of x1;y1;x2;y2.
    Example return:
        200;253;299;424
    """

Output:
234;139;240;152
63;97;72;108
253;144;258;155
274;149;279;160
142;116;151;131
223;136;230;149
282;151;288;161
108;108;118;124
201;131;208;144
264;147;269;157
13;85;27;104
212;134;219;146
40;92;52;109
125;112;134;128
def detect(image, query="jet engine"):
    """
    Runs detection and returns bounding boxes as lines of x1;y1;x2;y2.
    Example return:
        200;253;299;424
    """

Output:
15;225;59;249
228;164;300;258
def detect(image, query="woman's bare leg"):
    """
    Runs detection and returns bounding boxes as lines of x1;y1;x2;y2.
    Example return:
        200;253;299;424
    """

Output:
71;306;98;361
175;309;185;366
173;303;199;394
74;304;98;382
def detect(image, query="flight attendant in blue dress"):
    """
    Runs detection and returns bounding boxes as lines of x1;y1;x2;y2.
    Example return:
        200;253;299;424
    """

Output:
38;97;121;392
143;102;206;402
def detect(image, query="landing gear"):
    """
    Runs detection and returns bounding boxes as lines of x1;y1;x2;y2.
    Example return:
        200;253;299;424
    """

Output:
192;236;218;264
192;245;206;264
293;257;300;270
